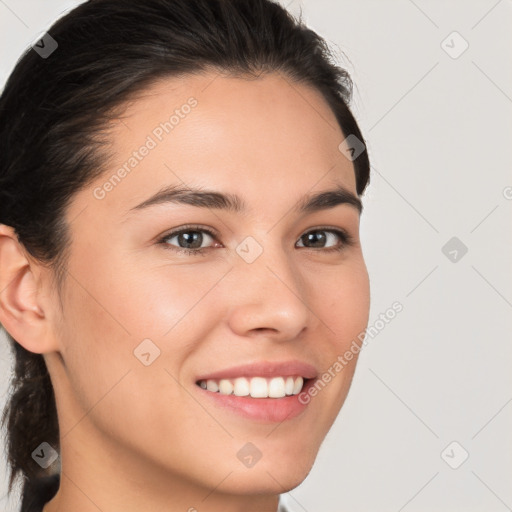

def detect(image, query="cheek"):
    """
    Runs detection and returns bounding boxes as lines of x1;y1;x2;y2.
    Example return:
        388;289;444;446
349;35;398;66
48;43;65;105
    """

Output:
113;254;232;334
318;259;370;341
57;265;198;453
303;258;370;417
58;258;227;413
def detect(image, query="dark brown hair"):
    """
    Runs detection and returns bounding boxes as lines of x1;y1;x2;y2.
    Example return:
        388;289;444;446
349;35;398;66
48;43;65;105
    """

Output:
0;0;370;499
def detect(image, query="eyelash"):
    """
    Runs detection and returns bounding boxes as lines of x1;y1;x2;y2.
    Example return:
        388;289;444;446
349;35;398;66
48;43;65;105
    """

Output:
157;224;354;256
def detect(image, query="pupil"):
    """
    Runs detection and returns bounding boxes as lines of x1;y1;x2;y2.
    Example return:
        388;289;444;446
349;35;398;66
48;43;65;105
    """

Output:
305;231;325;247
180;231;202;249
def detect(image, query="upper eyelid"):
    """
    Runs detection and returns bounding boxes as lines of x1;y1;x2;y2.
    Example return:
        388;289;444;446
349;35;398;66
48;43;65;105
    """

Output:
161;225;217;241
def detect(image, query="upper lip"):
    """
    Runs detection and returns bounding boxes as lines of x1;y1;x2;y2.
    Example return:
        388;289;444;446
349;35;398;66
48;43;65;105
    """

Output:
195;360;318;382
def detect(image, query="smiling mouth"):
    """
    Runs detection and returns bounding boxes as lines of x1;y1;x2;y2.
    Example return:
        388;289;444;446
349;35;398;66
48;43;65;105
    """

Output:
195;375;309;398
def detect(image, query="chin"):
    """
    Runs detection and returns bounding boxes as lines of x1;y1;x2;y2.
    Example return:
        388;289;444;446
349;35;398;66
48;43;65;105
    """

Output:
218;448;317;496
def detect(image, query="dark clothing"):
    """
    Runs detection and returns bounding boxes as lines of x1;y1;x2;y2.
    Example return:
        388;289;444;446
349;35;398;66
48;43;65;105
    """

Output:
20;474;59;512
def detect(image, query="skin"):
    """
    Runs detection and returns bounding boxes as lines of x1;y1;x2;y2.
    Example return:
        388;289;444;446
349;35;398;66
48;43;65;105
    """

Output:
0;70;370;512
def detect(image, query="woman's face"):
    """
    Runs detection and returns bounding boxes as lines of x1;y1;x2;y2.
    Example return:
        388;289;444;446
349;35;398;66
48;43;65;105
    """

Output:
47;71;370;500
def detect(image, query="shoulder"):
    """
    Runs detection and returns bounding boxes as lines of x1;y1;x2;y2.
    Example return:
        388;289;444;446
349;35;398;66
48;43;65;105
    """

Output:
20;474;60;512
277;494;294;512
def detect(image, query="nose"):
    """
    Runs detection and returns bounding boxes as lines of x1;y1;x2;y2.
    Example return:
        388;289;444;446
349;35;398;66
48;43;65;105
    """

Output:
225;239;314;342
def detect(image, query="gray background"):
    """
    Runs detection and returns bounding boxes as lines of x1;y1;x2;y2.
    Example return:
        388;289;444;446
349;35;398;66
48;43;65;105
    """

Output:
1;1;511;511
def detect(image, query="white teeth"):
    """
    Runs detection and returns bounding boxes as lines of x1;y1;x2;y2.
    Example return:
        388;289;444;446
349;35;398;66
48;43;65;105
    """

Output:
206;380;219;392
250;377;268;398
218;379;233;395
198;375;307;398
233;377;250;396
285;376;294;395
268;377;286;398
292;377;303;395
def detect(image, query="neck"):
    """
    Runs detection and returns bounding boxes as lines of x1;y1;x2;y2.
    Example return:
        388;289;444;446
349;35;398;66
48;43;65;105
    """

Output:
43;418;281;512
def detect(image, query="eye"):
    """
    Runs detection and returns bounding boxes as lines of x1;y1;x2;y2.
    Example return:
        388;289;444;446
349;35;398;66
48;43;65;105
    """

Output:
296;228;353;252
157;225;353;256
158;225;219;256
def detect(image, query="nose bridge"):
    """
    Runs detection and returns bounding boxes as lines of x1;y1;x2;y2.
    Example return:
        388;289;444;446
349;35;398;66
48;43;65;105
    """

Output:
225;231;312;337
236;231;301;291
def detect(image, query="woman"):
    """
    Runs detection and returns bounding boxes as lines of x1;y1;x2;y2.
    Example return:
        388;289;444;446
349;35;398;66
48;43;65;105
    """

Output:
0;0;371;511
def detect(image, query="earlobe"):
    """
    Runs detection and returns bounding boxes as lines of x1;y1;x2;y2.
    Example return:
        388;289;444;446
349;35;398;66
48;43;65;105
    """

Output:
0;223;56;354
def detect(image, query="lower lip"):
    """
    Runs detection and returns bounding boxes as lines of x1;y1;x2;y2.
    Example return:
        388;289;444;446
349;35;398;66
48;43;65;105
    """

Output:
195;378;317;423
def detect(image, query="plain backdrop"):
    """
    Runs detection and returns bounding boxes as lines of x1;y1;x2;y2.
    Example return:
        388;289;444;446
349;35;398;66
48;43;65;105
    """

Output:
1;1;511;511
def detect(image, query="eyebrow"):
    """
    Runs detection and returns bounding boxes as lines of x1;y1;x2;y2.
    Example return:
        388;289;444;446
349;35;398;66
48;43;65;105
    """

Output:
125;183;362;217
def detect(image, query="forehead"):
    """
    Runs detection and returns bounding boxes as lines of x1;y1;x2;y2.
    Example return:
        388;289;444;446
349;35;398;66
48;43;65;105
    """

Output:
68;70;357;222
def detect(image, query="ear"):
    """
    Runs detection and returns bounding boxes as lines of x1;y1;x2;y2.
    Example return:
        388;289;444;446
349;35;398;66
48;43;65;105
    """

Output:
0;223;59;354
